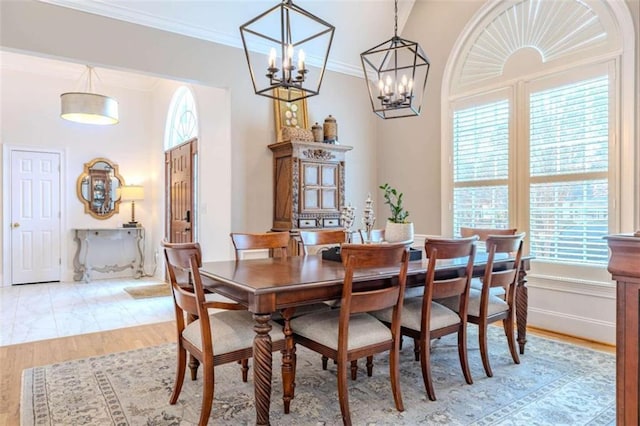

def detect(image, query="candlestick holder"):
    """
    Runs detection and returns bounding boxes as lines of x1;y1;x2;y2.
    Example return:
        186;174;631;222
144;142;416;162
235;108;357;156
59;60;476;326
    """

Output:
340;203;356;243
362;193;376;243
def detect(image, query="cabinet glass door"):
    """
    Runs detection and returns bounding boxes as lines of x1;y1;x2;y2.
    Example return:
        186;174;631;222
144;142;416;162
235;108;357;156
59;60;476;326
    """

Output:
300;161;339;212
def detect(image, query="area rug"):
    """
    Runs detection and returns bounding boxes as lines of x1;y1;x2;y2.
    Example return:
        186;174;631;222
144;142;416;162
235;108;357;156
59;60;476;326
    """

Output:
21;327;615;425
123;283;171;299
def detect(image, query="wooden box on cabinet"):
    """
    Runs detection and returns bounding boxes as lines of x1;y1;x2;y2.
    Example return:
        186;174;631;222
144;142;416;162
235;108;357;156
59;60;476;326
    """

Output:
605;233;640;426
268;140;352;235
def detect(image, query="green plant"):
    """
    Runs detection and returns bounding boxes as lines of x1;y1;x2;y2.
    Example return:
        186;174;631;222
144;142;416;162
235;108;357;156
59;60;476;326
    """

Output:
379;183;410;223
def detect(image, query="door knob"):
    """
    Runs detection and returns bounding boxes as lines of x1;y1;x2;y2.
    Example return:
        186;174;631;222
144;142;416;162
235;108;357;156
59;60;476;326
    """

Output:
12;222;20;228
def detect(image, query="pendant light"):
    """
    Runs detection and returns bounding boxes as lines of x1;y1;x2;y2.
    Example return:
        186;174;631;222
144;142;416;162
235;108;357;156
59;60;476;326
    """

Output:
361;0;430;119
240;0;335;102
61;65;119;125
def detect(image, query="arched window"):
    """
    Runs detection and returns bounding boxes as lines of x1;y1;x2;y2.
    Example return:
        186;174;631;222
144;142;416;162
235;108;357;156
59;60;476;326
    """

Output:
164;86;199;150
442;0;635;276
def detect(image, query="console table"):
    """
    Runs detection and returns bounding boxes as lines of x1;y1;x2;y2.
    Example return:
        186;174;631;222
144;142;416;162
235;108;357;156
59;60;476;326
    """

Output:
73;228;145;282
605;233;640;426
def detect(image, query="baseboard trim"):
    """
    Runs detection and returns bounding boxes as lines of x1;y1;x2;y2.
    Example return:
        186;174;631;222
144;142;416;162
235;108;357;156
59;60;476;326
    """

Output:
528;307;615;346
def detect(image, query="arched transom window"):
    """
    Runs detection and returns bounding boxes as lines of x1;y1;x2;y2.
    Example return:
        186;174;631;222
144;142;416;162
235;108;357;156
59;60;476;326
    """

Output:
165;86;199;150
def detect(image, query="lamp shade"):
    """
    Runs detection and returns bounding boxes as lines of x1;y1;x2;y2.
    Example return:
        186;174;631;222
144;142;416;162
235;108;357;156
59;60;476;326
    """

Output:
118;185;144;201
61;92;119;125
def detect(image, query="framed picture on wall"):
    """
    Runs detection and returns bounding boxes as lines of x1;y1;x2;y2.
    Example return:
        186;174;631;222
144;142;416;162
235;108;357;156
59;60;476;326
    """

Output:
273;88;309;132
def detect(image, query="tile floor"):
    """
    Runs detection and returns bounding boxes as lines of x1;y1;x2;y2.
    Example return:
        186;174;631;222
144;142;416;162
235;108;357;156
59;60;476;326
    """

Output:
0;277;174;346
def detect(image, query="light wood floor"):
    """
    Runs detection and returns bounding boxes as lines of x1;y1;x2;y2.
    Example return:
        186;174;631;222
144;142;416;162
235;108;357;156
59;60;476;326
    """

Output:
1;322;614;425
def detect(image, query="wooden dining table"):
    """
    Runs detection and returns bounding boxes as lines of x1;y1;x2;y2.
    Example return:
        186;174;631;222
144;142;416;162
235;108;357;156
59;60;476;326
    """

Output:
200;252;531;426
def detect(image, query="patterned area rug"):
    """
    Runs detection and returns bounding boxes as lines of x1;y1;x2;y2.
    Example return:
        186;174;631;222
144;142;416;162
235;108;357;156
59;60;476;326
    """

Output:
123;283;171;299
21;327;615;425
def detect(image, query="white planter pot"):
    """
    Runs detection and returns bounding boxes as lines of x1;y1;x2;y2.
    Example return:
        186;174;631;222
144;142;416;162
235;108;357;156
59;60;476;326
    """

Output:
384;221;414;243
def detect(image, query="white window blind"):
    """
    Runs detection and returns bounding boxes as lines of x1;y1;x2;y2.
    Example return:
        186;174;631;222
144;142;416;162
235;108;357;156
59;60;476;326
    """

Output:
529;75;609;265
452;99;510;235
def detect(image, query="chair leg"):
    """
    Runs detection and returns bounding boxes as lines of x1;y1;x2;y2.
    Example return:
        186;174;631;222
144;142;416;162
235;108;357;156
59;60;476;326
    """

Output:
337;360;352;426
198;361;215;426
366;355;374;377
389;344;404;412
419;337;436;401
322;355;328;370
350;360;358;380
170;344;187;404
189;354;200;380
240;359;249;382
458;325;473;385
479;320;493;377
504;315;520;364
413;338;420;361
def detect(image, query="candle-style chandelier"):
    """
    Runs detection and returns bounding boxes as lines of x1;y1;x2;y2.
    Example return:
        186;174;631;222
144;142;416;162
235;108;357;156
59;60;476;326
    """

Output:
361;0;430;119
240;0;335;103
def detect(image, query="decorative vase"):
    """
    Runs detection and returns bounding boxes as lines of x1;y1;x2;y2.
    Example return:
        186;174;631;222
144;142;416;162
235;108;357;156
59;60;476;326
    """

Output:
312;122;323;142
384;221;414;243
323;115;337;143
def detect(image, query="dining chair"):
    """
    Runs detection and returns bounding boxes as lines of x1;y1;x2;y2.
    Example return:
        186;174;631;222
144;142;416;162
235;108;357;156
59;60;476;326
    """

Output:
459;226;517;241
230;231;290;259
442;233;525;377
373;236;477;401
162;241;285;426
230;231;332;385
300;228;371;379
459;227;517;293
299;229;346;255
290;243;411;426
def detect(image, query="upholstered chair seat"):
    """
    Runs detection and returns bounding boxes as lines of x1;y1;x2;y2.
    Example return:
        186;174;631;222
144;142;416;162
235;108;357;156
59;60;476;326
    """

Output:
183;310;283;354
373;299;461;332
291;311;392;351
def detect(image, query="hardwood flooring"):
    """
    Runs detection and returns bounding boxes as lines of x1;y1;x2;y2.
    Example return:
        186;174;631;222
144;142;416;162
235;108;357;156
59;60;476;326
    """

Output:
0;321;174;425
1;322;614;426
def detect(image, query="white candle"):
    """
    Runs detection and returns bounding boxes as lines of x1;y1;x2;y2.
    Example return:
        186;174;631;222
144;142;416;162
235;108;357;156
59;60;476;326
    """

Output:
268;48;276;69
298;49;305;70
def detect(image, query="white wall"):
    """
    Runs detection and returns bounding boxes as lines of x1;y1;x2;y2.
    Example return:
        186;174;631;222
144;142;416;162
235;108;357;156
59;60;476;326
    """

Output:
0;65;233;281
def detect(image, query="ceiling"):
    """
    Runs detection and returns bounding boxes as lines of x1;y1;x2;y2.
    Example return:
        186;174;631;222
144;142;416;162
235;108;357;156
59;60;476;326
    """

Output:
38;0;417;77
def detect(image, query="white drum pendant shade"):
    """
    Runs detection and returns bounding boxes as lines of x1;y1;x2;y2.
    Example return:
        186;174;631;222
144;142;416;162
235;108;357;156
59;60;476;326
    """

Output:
61;92;119;125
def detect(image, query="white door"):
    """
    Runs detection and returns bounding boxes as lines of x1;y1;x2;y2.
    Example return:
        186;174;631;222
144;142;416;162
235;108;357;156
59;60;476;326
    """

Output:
10;150;61;284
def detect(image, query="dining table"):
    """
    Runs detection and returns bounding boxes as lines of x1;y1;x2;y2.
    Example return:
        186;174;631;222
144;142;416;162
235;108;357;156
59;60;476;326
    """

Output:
200;251;531;425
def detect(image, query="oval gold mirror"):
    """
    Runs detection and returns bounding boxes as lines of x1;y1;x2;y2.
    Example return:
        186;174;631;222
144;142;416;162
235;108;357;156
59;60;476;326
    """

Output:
76;158;125;219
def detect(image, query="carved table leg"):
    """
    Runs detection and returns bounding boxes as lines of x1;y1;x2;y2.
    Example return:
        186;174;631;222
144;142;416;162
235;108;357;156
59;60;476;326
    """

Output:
253;313;273;426
280;308;296;414
516;263;529;354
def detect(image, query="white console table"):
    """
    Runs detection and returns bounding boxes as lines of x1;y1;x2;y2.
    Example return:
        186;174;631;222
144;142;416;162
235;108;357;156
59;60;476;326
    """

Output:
73;228;145;282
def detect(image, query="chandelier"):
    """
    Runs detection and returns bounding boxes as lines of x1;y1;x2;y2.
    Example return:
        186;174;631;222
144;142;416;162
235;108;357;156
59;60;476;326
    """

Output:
240;0;335;102
361;0;430;119
60;65;119;125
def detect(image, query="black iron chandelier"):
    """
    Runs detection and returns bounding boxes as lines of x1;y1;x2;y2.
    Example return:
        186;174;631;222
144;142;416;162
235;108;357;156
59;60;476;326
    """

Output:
361;0;430;119
240;0;335;103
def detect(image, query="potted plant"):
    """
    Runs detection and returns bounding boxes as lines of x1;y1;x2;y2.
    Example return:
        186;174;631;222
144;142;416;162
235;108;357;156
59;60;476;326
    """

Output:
379;183;414;243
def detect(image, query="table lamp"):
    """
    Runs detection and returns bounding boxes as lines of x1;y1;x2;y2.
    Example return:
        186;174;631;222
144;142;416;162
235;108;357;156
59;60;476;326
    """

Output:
119;185;144;228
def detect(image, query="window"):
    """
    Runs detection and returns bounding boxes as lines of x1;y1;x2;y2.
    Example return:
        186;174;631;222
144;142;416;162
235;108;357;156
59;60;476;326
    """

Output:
528;76;609;264
452;97;510;235
165;86;198;150
444;0;635;274
451;67;612;266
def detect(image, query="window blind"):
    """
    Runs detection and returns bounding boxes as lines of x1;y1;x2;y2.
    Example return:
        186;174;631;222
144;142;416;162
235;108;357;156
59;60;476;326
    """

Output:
529;75;609;265
452;99;510;235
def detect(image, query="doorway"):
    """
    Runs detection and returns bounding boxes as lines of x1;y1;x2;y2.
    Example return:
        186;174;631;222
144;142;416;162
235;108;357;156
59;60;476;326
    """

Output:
3;146;63;285
165;138;197;243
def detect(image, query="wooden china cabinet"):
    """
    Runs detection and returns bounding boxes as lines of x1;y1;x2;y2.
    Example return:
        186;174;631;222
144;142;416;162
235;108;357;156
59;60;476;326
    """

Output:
269;140;352;254
605;233;640;426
